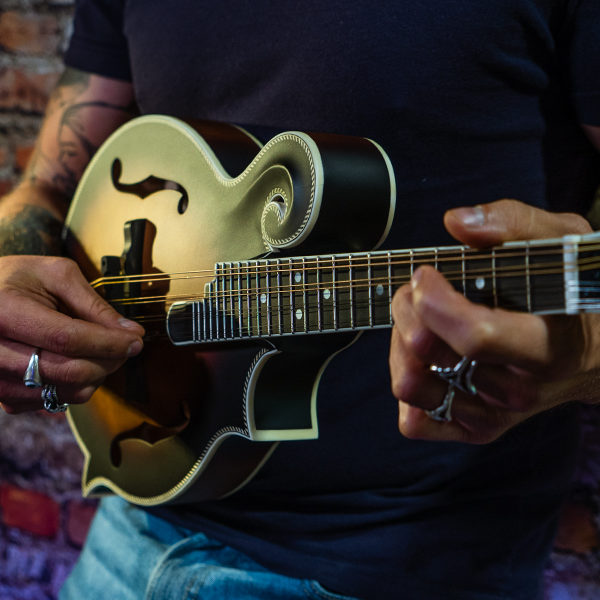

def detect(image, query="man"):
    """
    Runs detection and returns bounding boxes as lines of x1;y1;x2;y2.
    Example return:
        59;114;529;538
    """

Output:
0;1;599;598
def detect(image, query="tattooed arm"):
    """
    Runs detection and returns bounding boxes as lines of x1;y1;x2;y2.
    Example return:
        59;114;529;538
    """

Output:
0;68;136;256
0;69;144;413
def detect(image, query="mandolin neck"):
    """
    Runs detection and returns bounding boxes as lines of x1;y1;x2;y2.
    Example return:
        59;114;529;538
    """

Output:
166;232;600;345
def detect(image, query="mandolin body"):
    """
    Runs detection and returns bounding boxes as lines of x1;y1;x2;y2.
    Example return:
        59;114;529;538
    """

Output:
63;115;395;504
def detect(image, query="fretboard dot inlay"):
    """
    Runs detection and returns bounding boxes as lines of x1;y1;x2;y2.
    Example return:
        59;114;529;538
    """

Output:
476;277;485;290
295;309;303;320
323;289;331;300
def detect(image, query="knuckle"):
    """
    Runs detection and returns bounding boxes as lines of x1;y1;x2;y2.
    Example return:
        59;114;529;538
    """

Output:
46;325;76;355
461;319;496;357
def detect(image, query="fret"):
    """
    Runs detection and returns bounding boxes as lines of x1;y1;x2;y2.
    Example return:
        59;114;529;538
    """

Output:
316;256;323;331
320;256;334;330
289;258;295;334
463;249;495;307
255;261;262;337
494;246;529;311
214;267;221;340
245;261;252;337
275;259;283;334
335;256;352;329
301;257;308;333
236;261;244;337
575;240;600;312
265;262;273;336
530;242;565;313
332;256;338;330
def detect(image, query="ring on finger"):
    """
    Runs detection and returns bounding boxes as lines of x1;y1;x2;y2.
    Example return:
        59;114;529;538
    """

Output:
429;356;478;396
425;384;456;423
23;349;43;389
41;384;69;414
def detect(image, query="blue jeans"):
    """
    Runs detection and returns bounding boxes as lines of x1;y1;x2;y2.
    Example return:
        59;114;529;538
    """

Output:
60;496;358;600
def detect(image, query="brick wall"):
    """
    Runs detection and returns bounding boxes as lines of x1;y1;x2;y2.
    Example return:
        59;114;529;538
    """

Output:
0;0;74;196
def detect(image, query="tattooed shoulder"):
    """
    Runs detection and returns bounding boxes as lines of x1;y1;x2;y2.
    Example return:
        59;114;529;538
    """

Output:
0;206;63;257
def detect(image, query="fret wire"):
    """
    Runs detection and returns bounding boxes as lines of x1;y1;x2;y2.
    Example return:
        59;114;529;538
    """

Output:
255;260;261;337
332;256;338;330
316;256;322;332
266;261;272;336
302;257;308;333
245;261;252;337
214;266;220;340
276;258;283;334
228;263;235;338
237;261;243;338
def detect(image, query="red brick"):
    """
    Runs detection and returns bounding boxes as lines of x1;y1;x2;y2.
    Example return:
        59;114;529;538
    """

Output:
66;500;97;547
0;66;60;114
0;11;61;55
0;483;60;538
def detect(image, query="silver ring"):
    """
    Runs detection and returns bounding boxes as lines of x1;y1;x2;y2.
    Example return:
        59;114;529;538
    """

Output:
429;356;478;396
41;384;69;414
23;349;43;388
425;385;456;423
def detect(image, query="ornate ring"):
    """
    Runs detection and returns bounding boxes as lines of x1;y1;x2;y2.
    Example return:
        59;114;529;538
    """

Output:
23;349;43;389
425;384;456;423
429;356;478;396
41;384;69;414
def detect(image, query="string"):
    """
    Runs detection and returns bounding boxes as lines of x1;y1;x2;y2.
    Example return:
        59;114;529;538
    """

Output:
89;241;600;290
94;261;595;308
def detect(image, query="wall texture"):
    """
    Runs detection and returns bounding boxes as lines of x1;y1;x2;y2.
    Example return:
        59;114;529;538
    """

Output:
1;1;600;599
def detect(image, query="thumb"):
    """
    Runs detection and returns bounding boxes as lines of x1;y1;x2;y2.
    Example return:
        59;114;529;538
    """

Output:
443;199;591;248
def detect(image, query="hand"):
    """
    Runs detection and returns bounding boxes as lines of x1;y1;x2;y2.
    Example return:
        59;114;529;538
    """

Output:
0;255;144;414
389;199;598;443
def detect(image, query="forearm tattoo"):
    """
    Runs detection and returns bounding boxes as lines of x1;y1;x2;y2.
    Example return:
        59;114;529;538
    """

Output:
24;68;136;200
0;206;63;257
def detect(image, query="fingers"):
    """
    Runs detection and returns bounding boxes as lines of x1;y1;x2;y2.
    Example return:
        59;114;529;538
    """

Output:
0;255;144;359
443;199;591;248
0;255;145;414
408;266;560;373
389;265;572;443
0;338;128;413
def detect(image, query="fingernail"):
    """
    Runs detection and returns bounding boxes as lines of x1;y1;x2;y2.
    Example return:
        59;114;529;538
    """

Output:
411;267;424;290
453;205;485;228
127;340;143;357
119;318;140;329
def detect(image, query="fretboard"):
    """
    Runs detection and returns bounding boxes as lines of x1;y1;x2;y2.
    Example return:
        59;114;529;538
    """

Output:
166;233;600;345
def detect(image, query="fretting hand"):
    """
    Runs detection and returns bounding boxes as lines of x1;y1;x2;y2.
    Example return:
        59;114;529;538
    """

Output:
389;199;600;443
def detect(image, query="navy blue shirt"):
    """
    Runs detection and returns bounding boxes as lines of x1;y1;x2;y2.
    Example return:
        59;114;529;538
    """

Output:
65;1;600;598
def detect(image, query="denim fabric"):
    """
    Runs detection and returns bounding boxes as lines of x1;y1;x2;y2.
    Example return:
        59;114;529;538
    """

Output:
60;496;358;600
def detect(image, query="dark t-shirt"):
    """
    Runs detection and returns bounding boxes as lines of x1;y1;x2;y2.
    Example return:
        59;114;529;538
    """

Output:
65;1;600;598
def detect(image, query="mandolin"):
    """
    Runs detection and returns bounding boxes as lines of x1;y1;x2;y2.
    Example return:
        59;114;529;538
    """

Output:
63;115;600;505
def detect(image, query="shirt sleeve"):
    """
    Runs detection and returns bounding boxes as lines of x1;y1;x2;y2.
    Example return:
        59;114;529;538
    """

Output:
568;0;600;125
63;0;131;81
